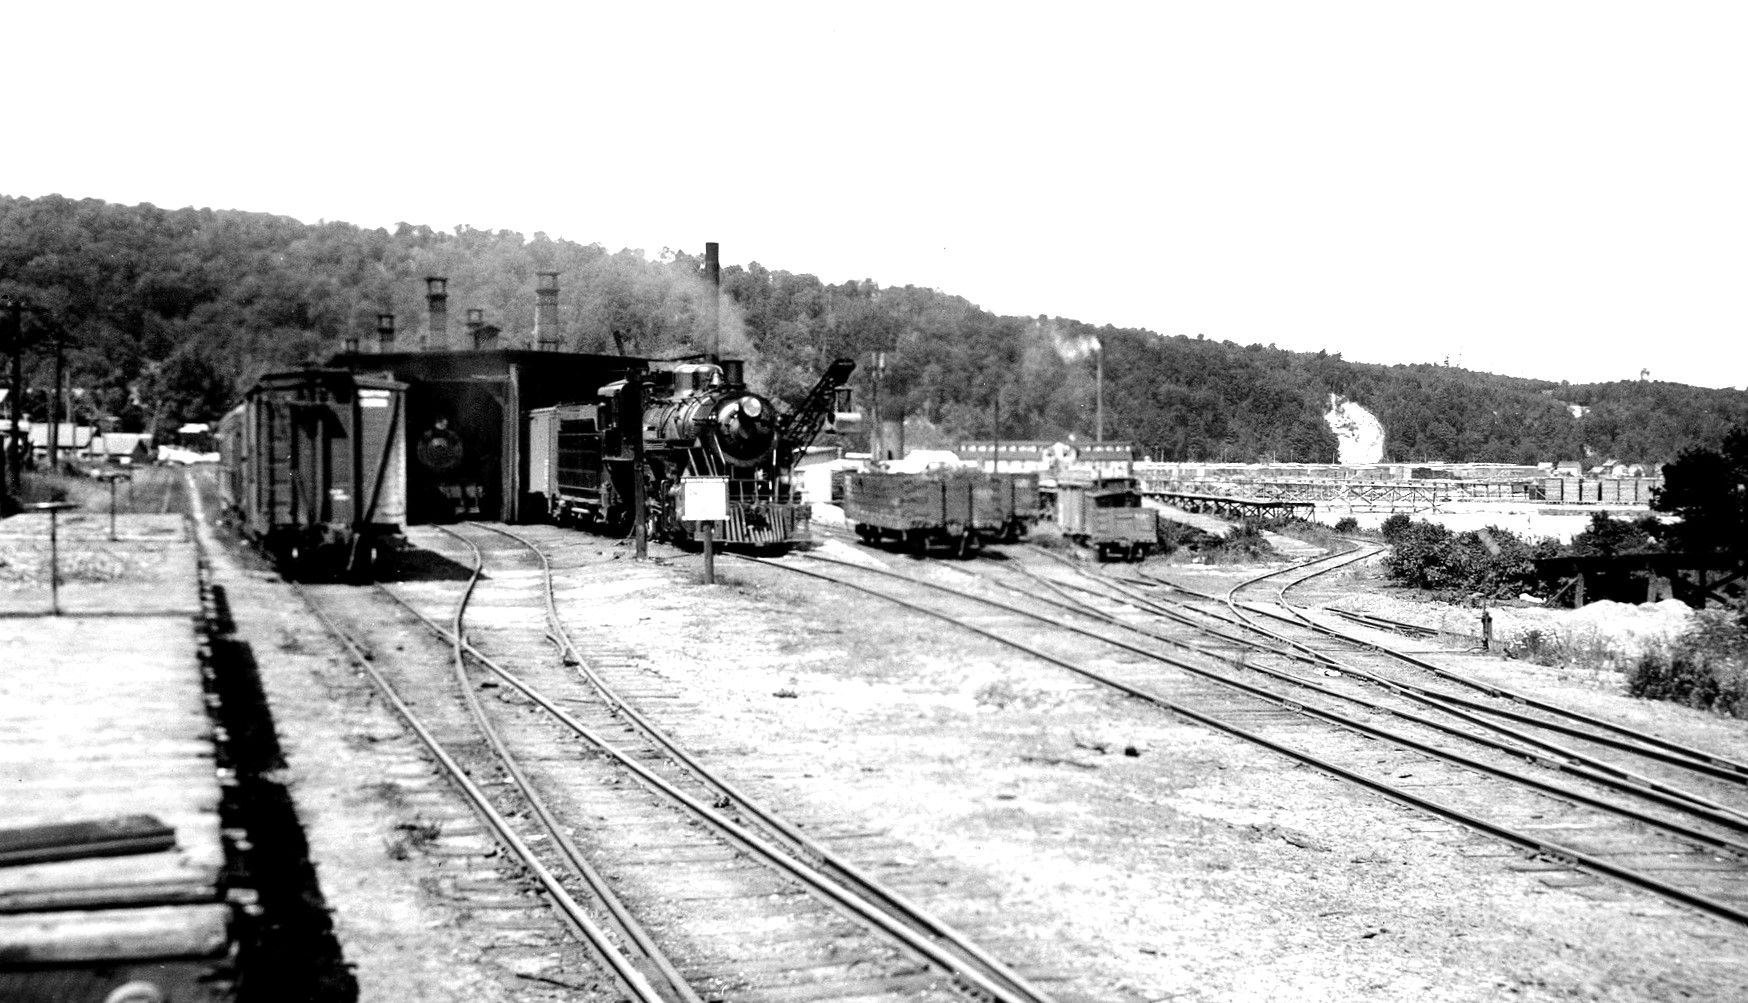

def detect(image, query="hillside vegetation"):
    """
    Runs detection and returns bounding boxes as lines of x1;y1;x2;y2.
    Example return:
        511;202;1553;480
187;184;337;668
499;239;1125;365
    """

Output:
3;194;1746;464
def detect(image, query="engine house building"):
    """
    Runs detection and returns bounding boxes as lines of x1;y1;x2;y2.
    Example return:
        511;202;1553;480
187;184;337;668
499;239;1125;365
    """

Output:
330;346;649;524
330;274;651;524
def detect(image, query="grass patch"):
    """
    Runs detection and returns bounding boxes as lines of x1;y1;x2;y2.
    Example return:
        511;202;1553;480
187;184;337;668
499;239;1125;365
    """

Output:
0;540;164;585
1255;517;1344;552
7;466;181;515
1502;625;1640;674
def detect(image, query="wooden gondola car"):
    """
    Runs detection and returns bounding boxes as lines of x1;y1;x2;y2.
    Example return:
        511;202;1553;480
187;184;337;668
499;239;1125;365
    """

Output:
217;368;408;578
844;468;1040;556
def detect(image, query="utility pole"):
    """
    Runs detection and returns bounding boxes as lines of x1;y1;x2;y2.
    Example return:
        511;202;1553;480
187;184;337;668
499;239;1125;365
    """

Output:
992;387;1001;474
47;326;66;473
6;299;24;491
704;242;721;363
627;373;648;560
1095;343;1104;444
870;351;884;462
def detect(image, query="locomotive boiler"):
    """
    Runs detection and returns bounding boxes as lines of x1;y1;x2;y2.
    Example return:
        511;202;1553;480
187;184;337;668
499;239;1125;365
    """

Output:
528;357;854;549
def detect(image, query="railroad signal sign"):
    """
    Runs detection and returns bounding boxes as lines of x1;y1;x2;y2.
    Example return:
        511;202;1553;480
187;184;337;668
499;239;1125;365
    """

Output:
679;476;728;522
679;477;727;586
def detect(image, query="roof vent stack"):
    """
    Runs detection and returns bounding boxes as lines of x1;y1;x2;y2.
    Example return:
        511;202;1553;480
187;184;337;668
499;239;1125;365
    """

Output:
466;308;484;350
535;272;561;351
425;277;448;351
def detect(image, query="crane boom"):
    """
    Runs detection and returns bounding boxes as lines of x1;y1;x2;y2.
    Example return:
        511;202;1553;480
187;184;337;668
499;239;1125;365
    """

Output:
778;358;857;465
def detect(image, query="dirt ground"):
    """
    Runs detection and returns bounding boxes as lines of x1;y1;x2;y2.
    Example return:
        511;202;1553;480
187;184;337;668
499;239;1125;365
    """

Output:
8;497;1748;1002
531;531;1748;1003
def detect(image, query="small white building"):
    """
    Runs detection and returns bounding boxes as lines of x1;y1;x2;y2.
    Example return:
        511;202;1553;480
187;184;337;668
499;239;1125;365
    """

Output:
28;423;96;463
793;446;846;505
87;431;154;465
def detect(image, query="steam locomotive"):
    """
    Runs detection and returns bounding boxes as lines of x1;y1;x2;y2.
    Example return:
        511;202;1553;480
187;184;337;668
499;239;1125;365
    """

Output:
528;357;855;548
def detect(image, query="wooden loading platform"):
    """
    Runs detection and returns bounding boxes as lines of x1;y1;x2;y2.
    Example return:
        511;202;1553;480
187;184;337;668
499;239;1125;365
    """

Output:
0;513;236;1002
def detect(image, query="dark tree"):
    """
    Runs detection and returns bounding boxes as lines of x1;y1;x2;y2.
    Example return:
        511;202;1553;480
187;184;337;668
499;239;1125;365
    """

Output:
1569;511;1663;558
1651;427;1748;562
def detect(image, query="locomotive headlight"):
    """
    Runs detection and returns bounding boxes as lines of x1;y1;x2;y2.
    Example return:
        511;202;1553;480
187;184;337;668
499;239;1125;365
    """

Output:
740;398;763;418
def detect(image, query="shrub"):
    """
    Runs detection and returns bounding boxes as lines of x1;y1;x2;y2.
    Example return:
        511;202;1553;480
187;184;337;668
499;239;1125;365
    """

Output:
1154;519;1277;563
1209;521;1278;563
1569;511;1662;558
1381;519;1543;600
1333;516;1360;534
1156;520;1223;555
1626;608;1748;717
1379;512;1413;543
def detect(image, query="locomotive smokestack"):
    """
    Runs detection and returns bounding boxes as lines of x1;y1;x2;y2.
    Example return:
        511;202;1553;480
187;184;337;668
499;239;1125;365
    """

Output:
376;313;396;353
720;359;745;387
425;277;449;351
535;271;561;351
705;242;720;362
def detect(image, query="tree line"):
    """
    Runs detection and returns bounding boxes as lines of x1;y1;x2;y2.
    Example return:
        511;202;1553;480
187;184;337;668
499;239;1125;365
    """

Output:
3;193;1745;466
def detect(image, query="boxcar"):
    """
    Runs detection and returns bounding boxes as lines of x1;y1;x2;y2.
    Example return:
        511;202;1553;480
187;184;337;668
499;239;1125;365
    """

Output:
1054;477;1157;561
217;368;408;578
844;469;1039;555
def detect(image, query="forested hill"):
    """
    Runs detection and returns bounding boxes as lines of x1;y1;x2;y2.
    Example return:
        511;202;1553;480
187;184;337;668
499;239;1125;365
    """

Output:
3;193;1745;465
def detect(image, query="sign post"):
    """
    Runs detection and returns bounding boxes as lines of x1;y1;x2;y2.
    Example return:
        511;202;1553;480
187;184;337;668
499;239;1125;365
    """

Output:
29;501;80;616
102;471;132;541
679;477;728;585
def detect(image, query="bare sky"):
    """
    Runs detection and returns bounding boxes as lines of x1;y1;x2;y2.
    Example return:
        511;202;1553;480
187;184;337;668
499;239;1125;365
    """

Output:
8;2;1745;388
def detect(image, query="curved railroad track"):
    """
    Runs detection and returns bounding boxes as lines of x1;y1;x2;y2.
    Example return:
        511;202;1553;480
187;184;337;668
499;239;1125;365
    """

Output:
1159;547;1748;792
741;541;1748;932
298;521;1065;1003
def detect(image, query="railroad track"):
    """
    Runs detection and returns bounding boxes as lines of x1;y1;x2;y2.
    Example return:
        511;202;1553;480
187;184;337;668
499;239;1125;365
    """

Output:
298;521;1064;1003
743;542;1748;932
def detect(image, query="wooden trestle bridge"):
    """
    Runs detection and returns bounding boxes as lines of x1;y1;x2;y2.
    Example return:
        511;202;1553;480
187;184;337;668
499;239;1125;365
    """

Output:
1144;491;1318;521
1136;474;1662;514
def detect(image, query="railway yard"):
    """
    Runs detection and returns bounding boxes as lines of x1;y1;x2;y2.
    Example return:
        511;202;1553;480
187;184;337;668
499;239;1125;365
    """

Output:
4;468;1748;1001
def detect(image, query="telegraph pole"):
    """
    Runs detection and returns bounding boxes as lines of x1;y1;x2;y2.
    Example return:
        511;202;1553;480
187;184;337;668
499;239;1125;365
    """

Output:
1095;342;1104;444
47;326;66;473
704;242;721;363
870;352;883;461
6;299;24;491
992;387;1001;474
628;373;648;560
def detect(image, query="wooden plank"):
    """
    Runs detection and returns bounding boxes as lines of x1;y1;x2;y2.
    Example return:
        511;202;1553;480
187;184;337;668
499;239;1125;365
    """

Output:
0;904;229;963
0;816;174;868
0;876;220;914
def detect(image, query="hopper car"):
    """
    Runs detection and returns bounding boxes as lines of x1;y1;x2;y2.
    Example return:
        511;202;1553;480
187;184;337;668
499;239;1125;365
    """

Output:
844;469;1040;556
217;368;408;578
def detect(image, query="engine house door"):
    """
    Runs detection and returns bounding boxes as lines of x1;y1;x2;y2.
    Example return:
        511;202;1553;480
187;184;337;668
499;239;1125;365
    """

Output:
406;380;507;523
